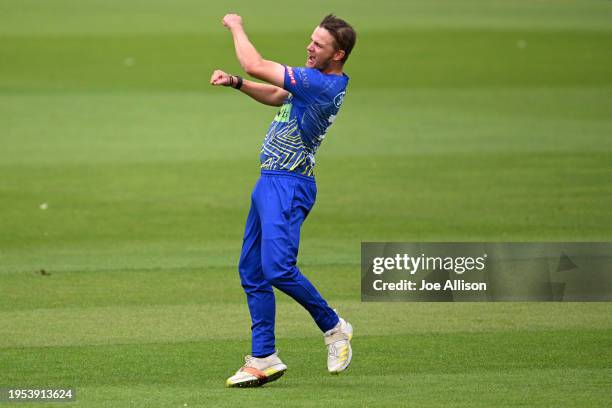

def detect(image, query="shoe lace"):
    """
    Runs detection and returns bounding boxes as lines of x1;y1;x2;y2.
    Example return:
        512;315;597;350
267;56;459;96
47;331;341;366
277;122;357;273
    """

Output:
243;352;279;368
327;343;340;357
243;355;255;367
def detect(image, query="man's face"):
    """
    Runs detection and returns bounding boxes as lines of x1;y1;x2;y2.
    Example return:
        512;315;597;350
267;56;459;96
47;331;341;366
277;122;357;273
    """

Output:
306;26;339;70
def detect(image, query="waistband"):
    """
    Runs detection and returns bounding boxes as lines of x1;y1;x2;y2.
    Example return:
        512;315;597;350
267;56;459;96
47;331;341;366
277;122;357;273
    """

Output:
261;169;316;184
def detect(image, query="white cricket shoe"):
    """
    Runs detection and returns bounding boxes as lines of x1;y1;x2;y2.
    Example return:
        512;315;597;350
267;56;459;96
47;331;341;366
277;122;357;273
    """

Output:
324;316;353;374
225;352;287;388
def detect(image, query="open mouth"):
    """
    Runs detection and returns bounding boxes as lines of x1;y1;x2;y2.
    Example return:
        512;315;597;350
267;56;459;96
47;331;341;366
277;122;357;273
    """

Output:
307;55;315;64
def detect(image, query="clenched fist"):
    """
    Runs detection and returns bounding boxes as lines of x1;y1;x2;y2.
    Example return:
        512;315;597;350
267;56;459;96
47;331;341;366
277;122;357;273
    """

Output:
222;14;243;30
210;69;232;86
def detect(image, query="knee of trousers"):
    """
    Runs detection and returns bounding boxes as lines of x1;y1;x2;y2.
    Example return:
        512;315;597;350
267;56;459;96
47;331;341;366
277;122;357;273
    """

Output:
238;261;273;294
238;249;262;279
261;257;298;286
239;275;273;295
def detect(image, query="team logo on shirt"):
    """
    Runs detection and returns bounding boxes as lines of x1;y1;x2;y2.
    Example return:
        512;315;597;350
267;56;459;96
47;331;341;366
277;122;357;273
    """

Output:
274;103;292;123
287;66;297;85
333;91;345;108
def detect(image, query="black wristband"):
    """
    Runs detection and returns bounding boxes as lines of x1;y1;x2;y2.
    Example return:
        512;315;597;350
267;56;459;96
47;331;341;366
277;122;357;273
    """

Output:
234;75;243;90
226;75;234;87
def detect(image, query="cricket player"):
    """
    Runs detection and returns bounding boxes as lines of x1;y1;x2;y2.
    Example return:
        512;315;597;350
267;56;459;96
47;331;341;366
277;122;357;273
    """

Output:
210;13;356;388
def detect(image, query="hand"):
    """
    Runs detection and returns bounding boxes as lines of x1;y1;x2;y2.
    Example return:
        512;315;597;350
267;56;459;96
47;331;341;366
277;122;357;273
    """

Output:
222;13;243;30
210;69;232;86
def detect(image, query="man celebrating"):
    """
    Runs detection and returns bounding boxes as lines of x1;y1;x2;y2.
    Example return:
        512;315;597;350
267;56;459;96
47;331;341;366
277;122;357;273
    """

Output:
210;13;356;388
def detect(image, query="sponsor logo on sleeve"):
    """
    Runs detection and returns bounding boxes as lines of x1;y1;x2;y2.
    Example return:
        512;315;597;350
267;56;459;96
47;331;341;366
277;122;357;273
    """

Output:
333;91;345;108
287;66;297;85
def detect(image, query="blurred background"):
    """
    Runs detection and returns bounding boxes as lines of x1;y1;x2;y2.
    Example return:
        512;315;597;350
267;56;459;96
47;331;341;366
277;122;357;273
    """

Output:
1;1;611;406
2;0;611;273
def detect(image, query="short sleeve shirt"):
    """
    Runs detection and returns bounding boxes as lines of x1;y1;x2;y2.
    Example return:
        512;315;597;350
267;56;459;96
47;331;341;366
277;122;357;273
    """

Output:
259;66;349;177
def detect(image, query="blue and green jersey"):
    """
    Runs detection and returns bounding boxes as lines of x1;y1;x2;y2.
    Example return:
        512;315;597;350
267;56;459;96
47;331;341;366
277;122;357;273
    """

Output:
260;66;349;177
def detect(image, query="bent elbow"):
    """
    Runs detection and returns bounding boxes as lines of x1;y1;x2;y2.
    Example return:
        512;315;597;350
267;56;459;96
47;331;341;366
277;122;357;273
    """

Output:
243;60;266;78
243;64;259;77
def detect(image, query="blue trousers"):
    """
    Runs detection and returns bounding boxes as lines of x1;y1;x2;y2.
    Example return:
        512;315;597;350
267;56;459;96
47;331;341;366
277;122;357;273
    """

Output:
238;170;339;357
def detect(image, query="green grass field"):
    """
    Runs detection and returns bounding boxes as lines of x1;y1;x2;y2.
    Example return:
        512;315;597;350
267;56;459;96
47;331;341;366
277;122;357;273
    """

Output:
1;0;612;406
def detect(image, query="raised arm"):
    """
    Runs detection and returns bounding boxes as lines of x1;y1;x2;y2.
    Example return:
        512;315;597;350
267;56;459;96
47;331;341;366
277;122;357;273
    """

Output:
210;69;288;106
222;14;286;88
